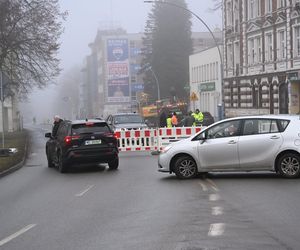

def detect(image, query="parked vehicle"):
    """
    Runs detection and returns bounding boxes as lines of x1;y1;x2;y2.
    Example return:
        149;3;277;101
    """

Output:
106;113;148;131
45;119;119;173
158;115;300;179
202;111;215;126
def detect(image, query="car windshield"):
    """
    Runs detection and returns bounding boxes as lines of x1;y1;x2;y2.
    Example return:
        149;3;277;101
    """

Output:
71;123;110;135
114;115;144;124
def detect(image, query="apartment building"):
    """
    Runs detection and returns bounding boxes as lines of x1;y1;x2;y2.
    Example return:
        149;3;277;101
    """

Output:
224;0;300;117
80;28;223;118
189;46;223;119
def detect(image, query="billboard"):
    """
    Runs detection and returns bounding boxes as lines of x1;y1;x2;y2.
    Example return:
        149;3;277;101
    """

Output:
106;38;130;103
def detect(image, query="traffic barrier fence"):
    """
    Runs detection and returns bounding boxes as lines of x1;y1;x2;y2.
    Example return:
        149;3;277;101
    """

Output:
114;127;204;152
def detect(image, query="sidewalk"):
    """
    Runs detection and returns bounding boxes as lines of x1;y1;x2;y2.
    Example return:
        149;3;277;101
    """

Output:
0;130;28;177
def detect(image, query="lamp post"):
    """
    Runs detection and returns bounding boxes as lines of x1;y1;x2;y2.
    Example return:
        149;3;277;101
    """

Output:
142;63;161;127
0;70;4;148
144;0;224;119
143;63;160;101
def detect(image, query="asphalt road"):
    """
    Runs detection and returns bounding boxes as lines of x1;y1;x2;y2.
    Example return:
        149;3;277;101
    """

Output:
0;126;300;250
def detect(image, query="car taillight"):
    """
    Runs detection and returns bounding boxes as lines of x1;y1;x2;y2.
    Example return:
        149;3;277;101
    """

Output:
64;135;80;145
103;132;114;137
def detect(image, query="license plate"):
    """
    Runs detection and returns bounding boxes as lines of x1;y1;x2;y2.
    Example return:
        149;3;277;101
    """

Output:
85;139;102;145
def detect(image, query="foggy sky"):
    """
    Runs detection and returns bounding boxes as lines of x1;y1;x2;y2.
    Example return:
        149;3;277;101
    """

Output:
23;0;221;124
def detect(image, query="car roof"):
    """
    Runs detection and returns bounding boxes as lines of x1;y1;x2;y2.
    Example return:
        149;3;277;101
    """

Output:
112;113;141;116
223;114;300;122
68;119;108;125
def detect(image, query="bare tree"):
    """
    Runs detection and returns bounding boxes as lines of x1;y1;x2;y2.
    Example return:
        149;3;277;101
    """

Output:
0;0;67;100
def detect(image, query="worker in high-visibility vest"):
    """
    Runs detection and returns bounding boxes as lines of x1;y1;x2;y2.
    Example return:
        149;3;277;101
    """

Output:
166;113;172;128
171;112;178;127
192;109;204;126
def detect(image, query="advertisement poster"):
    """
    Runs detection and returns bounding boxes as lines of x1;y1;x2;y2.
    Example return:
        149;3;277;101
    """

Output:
107;78;130;102
106;38;129;102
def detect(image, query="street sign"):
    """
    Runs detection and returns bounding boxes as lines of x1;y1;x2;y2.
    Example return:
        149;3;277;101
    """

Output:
190;92;198;101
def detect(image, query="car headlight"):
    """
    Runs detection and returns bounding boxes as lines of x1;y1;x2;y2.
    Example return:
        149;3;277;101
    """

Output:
161;144;173;154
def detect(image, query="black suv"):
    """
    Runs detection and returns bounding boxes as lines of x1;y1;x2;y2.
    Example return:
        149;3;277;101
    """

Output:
45;119;119;173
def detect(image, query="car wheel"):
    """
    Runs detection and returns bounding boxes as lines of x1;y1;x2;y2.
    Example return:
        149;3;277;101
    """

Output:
174;156;197;179
58;152;68;173
108;158;119;170
277;153;300;178
47;151;55;168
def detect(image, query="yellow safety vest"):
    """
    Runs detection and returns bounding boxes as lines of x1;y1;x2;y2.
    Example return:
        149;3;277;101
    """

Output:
166;117;172;128
192;112;204;126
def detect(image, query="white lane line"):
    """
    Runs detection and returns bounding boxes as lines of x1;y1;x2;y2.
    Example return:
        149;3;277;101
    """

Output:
0;224;37;247
198;181;208;191
75;185;94;197
212;206;223;216
205;178;219;192
208;223;225;237
209;193;220;201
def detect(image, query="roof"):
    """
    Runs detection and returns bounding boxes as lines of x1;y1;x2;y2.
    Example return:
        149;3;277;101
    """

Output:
69;119;107;125
226;114;300;121
112;113;142;116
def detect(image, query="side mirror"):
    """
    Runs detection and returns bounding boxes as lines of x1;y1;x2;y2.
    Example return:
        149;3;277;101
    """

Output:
45;132;52;138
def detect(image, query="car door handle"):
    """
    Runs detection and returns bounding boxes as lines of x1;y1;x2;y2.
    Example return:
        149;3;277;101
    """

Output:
228;140;237;144
270;135;280;139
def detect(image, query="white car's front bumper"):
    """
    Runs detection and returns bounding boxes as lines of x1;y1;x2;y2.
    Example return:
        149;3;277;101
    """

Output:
158;152;171;173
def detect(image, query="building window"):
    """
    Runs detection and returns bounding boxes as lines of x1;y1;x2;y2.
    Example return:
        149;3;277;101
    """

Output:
257;38;262;63
277;0;286;8
265;0;272;13
277;30;286;59
248;0;260;19
234;42;240;64
294;26;300;57
248;38;255;64
248;37;261;64
265;33;273;62
226;1;232;26
227;43;233;68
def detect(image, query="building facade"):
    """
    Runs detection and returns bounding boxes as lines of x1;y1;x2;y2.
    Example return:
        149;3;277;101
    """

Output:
189;46;223;120
79;29;145;118
224;0;300;117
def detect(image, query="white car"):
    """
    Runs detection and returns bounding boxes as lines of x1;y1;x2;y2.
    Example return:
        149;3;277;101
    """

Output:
158;115;300;179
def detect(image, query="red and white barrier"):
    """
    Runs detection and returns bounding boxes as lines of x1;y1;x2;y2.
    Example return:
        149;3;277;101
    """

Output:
114;129;158;152
157;127;202;151
114;127;204;152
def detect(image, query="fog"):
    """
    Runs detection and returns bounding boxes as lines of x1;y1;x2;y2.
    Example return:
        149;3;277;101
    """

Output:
21;0;221;125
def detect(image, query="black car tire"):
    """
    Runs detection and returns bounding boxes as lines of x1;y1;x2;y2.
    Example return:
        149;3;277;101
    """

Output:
47;151;55;168
173;155;197;179
108;158;119;170
277;153;300;178
58;152;68;173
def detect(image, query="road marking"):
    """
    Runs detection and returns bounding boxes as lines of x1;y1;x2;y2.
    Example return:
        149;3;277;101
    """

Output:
75;185;94;197
212;206;223;216
198;181;208;191
209;193;220;201
205;178;219;192
208;223;225;236
0;224;36;247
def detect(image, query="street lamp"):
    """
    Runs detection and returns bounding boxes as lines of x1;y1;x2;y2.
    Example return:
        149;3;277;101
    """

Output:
143;63;160;101
142;63;161;127
0;70;4;148
144;0;224;119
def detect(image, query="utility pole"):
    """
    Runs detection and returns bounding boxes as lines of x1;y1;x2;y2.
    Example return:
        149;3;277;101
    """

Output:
0;70;5;148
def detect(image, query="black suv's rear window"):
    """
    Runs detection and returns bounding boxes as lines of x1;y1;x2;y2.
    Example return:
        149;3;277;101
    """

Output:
71;123;110;135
